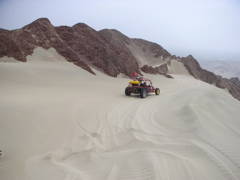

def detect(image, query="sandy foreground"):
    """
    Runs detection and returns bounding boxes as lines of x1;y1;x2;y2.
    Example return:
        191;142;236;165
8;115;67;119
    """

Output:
1;53;240;179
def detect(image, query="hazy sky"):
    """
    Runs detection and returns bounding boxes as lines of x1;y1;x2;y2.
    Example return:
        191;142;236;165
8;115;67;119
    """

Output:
0;0;239;61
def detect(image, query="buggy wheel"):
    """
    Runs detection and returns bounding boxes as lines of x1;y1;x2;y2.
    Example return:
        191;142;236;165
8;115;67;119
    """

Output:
155;88;160;95
140;89;147;98
125;87;131;96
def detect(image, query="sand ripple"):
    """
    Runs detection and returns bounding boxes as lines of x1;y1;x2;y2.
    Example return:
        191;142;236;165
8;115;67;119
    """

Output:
1;62;240;180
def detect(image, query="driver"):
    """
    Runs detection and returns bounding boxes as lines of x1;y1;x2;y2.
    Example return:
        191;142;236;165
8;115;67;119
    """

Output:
140;82;146;86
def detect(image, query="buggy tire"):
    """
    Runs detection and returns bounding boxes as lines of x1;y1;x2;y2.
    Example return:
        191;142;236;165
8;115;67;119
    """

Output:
155;88;160;95
125;87;131;96
140;89;147;98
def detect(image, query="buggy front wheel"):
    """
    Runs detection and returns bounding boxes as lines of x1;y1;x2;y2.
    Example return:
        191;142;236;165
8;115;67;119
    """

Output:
140;89;147;98
155;88;160;95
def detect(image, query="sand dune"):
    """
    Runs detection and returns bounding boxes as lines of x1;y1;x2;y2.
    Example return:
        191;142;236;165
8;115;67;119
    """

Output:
1;58;240;180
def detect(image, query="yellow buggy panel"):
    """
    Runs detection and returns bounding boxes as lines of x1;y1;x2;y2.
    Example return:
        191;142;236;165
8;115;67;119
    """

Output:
129;80;141;85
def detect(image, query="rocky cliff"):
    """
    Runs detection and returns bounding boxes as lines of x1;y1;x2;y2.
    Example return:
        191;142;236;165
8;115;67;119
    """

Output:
0;18;240;100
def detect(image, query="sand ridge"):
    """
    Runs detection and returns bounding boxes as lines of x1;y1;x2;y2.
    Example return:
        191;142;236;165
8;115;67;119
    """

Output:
1;56;240;179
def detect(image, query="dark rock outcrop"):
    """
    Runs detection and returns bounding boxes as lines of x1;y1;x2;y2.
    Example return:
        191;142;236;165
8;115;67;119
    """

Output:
99;29;132;53
0;18;94;74
140;64;173;78
222;77;240;100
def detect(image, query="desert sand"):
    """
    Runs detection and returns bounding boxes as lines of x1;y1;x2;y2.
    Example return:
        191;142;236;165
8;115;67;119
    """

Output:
1;48;240;180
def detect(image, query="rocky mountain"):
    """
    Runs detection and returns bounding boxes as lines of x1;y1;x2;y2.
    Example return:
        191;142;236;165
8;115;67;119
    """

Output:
0;18;240;101
0;18;140;77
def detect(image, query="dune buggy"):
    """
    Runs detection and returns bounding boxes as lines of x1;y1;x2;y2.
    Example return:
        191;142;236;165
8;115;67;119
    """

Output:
125;76;160;98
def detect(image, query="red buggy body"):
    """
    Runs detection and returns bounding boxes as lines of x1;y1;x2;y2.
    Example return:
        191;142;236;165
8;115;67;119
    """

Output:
125;75;160;98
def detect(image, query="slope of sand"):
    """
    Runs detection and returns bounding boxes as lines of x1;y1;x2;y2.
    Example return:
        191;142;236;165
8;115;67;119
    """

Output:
168;59;190;76
1;53;240;179
127;41;170;68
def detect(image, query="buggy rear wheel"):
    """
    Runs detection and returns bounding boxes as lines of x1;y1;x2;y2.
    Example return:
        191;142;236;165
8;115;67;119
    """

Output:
155;88;160;95
140;89;147;98
125;87;131;96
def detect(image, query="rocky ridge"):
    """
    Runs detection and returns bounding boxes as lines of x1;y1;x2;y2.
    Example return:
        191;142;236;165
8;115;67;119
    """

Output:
0;18;240;100
0;18;140;77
